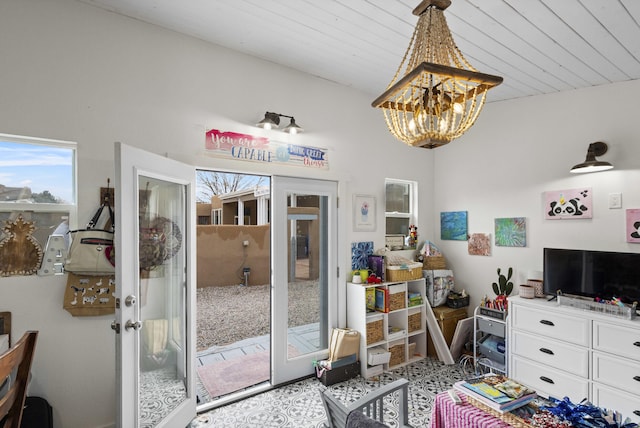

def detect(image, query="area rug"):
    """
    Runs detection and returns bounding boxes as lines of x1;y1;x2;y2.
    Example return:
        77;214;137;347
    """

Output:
197;351;270;398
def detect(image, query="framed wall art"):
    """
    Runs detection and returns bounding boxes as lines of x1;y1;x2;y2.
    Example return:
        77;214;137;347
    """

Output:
626;208;640;243
544;188;592;219
353;194;376;232
440;211;468;240
495;217;526;247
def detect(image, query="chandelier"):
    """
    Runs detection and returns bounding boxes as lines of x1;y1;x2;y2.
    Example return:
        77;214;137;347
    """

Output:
372;0;503;149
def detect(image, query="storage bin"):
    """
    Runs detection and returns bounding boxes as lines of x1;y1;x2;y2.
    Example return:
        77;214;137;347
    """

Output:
366;315;384;344
320;361;361;386
389;291;406;312
408;311;422;333
408;342;417;358
477;317;506;337
367;347;391;365
478;334;505;365
389;342;405;366
386;262;423;281
422;255;446;270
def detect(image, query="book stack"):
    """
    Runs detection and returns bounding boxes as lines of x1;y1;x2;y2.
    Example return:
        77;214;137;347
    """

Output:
408;291;423;307
454;375;536;414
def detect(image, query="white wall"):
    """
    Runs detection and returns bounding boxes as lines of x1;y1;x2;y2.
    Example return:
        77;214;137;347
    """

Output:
433;80;640;307
0;0;434;426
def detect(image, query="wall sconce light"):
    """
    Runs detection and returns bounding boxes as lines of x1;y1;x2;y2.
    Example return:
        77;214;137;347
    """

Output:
570;142;614;174
256;112;304;134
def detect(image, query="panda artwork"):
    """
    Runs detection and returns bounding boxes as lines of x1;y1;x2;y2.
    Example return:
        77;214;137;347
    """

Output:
545;188;592;219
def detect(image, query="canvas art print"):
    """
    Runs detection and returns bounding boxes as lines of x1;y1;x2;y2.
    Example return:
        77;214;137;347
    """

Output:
626;209;640;243
495;217;526;247
468;233;491;256
351;241;374;270
441;211;468;240
544;188;592;219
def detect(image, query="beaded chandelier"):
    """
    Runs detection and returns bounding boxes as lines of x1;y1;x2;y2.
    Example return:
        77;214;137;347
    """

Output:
372;0;503;149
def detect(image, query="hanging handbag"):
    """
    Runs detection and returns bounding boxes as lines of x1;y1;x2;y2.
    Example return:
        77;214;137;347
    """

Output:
328;328;360;362
65;202;115;276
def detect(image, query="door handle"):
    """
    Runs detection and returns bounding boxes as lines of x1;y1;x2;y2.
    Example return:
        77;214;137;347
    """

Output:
125;320;142;331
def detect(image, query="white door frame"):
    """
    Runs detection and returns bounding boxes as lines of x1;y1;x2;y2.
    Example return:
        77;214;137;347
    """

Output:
271;176;339;384
115;142;197;427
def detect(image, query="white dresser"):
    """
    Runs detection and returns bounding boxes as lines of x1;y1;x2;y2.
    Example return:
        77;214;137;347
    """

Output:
508;295;640;423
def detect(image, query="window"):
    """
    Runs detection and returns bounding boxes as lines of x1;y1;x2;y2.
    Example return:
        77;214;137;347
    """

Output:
211;209;222;225
385;179;417;244
0;133;77;273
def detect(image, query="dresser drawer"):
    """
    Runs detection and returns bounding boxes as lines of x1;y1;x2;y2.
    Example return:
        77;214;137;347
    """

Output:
593;320;640;362
511;304;589;346
510;355;589;403
592;351;640;395
592;383;640;424
511;330;589;377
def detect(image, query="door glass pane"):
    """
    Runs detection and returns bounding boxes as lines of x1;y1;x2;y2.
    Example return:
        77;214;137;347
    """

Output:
138;175;187;427
287;193;328;358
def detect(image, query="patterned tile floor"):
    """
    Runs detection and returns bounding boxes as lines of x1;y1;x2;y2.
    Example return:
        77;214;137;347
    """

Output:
196;357;468;428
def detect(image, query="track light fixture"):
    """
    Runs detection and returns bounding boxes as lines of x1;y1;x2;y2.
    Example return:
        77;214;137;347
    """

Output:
256;112;304;134
570;142;613;174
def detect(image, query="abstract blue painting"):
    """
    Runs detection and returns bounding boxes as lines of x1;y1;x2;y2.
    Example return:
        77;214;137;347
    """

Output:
440;211;468;241
351;241;374;270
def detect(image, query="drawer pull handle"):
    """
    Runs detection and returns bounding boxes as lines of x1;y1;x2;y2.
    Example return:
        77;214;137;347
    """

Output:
540;376;555;384
540;320;555;326
634;376;640;382
634;410;640;417
539;348;554;355
634;341;640;347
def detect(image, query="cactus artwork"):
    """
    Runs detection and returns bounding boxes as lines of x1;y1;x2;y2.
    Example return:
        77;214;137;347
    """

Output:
492;267;514;296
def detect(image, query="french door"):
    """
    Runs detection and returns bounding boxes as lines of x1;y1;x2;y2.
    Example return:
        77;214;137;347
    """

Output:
271;177;338;384
114;143;197;427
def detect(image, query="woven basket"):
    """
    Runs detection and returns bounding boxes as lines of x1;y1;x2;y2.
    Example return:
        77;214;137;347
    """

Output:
386;263;423;281
389;291;406;311
366;318;384;344
389;343;405;366
465;395;534;428
423;256;446;270
408;312;422;333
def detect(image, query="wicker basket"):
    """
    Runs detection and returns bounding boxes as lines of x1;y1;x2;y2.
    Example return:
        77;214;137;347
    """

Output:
408;311;422;333
366;317;384;344
423;256;446;270
465;395;534;428
386;262;423;281
389;343;405;366
389;291;406;311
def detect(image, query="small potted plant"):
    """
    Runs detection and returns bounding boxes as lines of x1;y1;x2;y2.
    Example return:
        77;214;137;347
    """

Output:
491;267;513;313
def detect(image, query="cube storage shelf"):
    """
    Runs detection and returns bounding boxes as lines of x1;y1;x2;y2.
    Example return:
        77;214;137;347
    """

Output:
347;278;427;379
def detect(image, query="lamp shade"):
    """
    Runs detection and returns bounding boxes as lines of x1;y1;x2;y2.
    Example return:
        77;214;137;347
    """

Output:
283;118;303;134
570;142;613;174
256;112;280;130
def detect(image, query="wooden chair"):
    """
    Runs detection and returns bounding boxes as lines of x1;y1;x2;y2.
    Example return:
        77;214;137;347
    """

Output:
320;378;412;428
0;331;38;428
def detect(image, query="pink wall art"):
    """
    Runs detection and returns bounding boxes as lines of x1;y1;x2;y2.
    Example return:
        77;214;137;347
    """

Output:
544;188;592;219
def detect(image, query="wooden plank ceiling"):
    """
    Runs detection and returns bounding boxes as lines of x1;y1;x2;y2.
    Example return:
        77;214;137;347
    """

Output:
79;0;640;103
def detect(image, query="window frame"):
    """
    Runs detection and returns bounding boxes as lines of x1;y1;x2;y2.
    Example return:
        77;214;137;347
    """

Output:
0;133;78;243
384;178;418;240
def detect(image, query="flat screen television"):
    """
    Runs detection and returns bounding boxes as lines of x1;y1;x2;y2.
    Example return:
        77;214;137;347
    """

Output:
543;248;640;304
